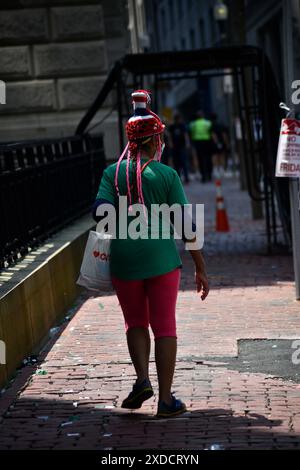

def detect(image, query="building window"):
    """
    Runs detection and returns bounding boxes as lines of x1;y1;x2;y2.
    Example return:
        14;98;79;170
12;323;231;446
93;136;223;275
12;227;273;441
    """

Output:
169;0;174;28
177;0;183;17
198;18;206;47
187;0;193;17
161;7;166;33
209;7;216;44
190;28;195;49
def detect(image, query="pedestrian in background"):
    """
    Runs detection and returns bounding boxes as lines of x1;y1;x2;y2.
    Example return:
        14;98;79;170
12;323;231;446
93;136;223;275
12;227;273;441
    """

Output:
160;127;171;166
189;110;213;183
210;112;230;178
92;90;209;418
168;113;190;184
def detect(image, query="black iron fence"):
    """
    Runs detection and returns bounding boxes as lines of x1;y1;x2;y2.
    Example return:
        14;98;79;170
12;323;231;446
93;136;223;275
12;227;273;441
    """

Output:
0;133;106;270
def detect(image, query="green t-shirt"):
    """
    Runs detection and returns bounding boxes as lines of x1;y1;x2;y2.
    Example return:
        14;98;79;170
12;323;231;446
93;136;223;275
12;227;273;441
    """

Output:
95;158;189;280
190;118;212;141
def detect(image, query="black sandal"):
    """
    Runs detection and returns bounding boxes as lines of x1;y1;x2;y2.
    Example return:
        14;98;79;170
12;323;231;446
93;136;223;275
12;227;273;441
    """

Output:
121;379;154;409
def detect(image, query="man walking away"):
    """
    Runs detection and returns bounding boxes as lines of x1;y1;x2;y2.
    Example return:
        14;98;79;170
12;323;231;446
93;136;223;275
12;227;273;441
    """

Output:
189;110;213;183
169;113;190;184
210;112;230;178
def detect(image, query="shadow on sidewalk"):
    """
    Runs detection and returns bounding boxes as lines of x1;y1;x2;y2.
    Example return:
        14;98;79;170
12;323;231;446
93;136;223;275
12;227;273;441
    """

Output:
1;395;299;450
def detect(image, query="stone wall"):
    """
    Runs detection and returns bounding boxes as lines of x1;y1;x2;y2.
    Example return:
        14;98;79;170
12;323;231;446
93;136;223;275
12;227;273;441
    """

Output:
0;0;130;161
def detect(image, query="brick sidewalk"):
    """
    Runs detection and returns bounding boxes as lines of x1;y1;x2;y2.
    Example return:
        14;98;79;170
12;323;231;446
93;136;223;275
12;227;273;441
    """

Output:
1;177;300;450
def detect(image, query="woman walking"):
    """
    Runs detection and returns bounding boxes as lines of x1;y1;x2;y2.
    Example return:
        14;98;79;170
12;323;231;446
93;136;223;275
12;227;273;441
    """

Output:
92;90;209;418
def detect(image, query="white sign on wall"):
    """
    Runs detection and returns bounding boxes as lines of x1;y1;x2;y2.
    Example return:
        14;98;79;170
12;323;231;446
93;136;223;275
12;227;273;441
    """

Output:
223;68;233;94
275;118;300;177
0;80;6;104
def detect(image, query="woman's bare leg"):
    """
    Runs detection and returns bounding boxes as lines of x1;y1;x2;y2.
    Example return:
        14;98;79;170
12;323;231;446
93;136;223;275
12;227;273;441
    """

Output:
126;327;151;383
155;337;177;405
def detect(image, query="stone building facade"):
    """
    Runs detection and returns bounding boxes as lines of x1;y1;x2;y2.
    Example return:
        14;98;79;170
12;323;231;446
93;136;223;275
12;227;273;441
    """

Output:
0;0;130;160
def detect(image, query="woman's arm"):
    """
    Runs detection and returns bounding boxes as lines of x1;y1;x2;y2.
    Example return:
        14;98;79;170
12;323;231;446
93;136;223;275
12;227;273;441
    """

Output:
187;244;209;300
91;198;114;223
170;209;209;300
167;171;209;299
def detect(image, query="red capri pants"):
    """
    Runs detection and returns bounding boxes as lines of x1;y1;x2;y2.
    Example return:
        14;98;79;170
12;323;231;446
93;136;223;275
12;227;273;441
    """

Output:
111;268;181;339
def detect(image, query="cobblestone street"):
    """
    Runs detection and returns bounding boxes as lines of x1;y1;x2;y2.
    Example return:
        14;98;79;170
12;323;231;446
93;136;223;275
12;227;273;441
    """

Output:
1;177;300;450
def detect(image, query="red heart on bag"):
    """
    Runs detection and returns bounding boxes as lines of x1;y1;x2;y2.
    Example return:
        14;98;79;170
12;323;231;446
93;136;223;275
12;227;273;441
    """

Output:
93;250;100;257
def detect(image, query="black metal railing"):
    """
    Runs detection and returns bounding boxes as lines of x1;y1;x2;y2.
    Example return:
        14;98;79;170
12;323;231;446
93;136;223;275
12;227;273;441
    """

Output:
0;133;106;270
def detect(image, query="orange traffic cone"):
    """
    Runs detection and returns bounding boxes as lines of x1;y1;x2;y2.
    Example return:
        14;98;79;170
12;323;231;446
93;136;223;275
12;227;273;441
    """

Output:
215;179;230;232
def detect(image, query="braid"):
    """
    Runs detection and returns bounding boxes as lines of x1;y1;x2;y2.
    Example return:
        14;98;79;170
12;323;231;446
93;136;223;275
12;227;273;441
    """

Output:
128;136;153;205
131;157;138;205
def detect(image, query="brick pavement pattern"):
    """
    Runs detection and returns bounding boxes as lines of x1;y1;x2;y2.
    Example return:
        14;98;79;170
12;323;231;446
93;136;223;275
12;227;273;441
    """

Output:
0;177;300;450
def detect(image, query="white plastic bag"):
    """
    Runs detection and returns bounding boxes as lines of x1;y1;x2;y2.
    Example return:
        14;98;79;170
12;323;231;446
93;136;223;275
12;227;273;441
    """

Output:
76;230;113;292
